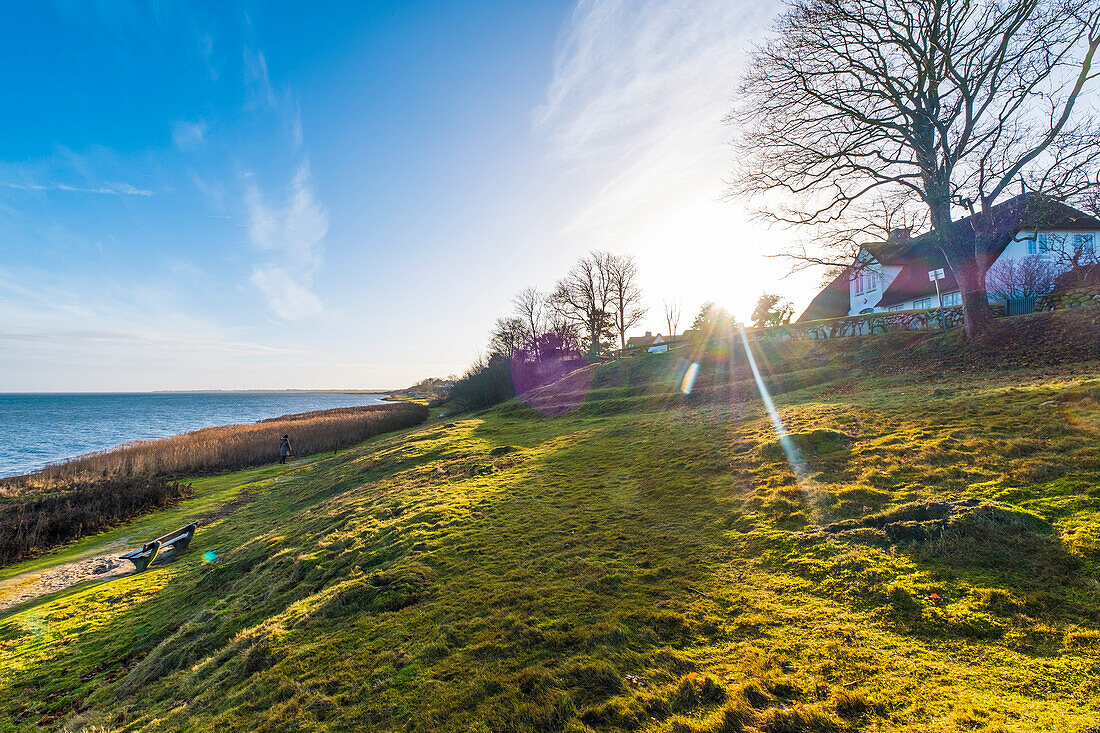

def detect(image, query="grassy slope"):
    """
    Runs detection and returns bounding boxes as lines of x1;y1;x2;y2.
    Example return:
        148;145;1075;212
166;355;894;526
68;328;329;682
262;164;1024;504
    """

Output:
2;325;1100;732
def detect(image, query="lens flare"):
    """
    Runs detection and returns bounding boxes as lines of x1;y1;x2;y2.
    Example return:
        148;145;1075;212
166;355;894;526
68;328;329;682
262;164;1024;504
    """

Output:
202;550;217;563
681;362;701;394
511;340;592;417
738;327;809;485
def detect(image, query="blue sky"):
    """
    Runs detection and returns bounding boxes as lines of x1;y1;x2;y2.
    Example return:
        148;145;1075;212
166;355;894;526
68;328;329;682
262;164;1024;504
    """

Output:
0;0;812;391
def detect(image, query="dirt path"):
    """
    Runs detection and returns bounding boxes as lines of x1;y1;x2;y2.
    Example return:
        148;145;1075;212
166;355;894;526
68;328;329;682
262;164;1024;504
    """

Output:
0;551;133;614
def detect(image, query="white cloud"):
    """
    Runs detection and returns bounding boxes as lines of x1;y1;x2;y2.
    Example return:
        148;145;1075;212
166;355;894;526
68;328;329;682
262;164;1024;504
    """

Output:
290;99;304;151
244;162;328;321
0;264;302;392
0;326;301;356
0;147;158;197
172;119;208;149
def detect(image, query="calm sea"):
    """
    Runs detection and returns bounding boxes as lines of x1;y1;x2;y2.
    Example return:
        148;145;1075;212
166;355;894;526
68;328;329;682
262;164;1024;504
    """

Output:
0;392;389;478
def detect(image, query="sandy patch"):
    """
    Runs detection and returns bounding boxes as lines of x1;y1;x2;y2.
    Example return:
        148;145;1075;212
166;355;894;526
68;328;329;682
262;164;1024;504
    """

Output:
0;551;134;614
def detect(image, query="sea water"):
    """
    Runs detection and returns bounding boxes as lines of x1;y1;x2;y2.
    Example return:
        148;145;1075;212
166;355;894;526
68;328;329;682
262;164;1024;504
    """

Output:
0;392;388;478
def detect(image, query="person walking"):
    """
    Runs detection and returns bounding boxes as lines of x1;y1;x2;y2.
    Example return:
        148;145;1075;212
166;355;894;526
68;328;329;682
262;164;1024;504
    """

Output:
279;434;292;464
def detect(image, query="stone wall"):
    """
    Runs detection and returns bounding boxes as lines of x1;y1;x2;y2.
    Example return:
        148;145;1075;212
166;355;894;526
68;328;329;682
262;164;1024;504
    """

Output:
747;302;1008;342
1036;285;1100;311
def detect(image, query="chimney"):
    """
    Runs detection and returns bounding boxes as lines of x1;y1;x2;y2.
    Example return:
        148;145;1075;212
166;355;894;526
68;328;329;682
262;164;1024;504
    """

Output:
644;331;652;337
888;228;912;245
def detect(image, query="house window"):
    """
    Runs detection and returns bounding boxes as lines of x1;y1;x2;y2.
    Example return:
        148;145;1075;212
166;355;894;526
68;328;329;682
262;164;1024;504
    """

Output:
1038;231;1064;254
940;292;961;307
852;269;879;295
1075;233;1095;255
1028;233;1049;255
914;297;932;309
888;304;904;312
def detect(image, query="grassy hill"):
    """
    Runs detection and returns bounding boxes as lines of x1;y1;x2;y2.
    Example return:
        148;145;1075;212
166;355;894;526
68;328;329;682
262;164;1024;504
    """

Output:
2;312;1100;732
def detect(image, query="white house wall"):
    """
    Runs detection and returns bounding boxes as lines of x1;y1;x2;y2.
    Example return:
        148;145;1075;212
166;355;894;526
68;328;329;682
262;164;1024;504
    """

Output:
849;230;1100;314
848;256;902;315
995;229;1098;266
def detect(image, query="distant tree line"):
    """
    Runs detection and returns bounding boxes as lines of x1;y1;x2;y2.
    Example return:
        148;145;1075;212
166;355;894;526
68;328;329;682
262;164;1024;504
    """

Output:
441;250;799;413
448;251;647;411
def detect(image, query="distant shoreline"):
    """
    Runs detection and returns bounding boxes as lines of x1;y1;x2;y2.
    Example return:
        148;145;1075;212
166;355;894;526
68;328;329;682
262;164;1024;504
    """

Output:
152;390;396;395
0;390;396;396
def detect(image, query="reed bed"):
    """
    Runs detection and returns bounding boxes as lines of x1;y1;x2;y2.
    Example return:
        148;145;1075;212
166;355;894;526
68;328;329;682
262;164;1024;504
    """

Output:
18;402;428;486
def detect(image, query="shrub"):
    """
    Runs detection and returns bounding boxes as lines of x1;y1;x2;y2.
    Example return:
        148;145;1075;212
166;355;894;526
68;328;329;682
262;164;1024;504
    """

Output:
0;477;191;567
448;354;514;412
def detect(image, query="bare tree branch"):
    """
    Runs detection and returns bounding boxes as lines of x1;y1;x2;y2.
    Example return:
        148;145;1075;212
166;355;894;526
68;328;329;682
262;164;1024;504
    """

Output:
663;300;682;342
550;251;616;360
607;254;648;352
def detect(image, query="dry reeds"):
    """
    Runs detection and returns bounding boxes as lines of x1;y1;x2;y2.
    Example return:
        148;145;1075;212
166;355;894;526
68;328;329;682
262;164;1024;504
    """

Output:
19;403;428;485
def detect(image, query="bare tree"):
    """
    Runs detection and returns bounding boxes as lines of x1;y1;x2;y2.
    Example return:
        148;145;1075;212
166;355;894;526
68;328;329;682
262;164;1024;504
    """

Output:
733;0;1100;337
663;300;681;342
780;195;930;280
986;256;1059;302
551;251;615;361
512;287;548;347
489;317;530;360
545;313;583;352
607;254;647;353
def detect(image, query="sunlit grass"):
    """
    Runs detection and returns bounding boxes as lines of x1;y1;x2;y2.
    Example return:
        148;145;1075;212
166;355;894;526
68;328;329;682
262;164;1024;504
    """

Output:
1;325;1099;731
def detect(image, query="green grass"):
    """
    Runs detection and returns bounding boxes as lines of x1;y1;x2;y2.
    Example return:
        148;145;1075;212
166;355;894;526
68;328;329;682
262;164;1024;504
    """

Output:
2;332;1100;731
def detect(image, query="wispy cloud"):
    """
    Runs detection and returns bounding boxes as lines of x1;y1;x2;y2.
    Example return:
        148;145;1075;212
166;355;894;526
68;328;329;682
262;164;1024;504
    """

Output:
0;326;302;356
244;162;328;321
0;265;300;365
172;119;208;150
0;180;153;196
289;97;304;152
535;0;777;230
528;0;826;323
0;146;158;198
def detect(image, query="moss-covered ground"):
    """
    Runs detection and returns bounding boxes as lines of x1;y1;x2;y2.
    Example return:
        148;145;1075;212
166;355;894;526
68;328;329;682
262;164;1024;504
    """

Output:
2;327;1099;732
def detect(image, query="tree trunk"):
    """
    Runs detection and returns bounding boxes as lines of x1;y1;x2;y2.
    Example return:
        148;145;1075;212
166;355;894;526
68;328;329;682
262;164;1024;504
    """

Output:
952;257;994;338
